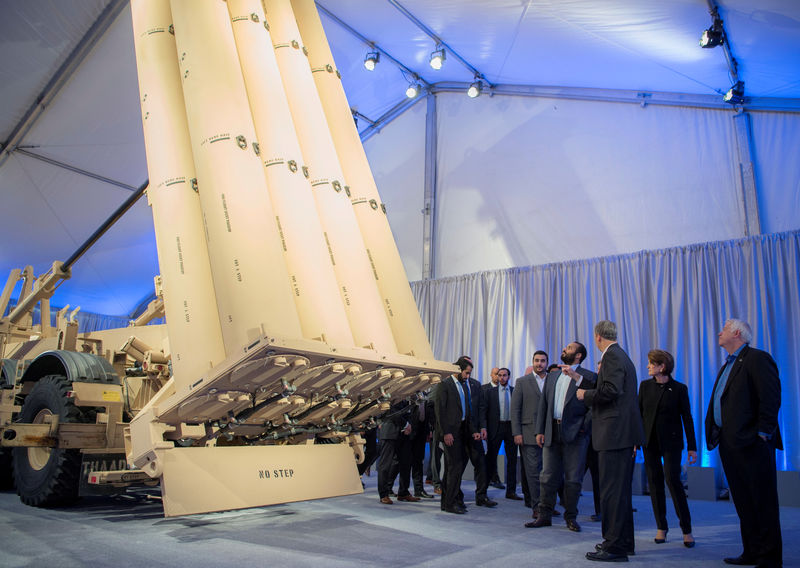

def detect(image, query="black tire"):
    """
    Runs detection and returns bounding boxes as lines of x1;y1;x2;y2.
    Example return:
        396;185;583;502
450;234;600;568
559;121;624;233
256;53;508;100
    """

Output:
12;375;86;507
0;448;12;490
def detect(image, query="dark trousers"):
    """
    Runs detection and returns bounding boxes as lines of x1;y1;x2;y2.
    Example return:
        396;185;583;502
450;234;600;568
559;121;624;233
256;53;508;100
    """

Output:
584;442;601;515
520;443;542;512
401;427;427;495
357;427;378;476
459;432;489;501
720;437;782;565
430;431;443;487
440;422;469;510
520;455;530;503
377;435;412;498
486;421;517;494
377;438;397;498
598;447;635;555
540;424;589;521
643;442;692;534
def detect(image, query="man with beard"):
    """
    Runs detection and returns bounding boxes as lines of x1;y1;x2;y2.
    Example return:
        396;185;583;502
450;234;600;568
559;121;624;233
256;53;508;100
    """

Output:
512;350;548;522
435;357;497;513
529;342;596;531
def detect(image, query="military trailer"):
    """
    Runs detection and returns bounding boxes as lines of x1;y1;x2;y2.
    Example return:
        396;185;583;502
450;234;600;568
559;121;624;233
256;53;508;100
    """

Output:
0;0;453;517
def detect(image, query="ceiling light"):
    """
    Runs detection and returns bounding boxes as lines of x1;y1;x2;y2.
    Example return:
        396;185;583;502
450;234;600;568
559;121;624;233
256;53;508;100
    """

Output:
405;82;421;99
363;51;380;71
723;81;744;104
429;47;445;70
467;80;482;98
699;26;724;48
699;11;724;48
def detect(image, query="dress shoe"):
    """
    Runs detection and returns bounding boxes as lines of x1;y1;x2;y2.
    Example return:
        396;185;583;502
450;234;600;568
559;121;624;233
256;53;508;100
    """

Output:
506;493;523;500
425;479;433;485
476;498;498;507
684;540;696;548
723;556;758;565
595;544;634;556
397;494;421;502
380;496;393;504
552;508;561;516
566;519;581;532
654;529;668;544
590;514;602;522
443;505;466;515
433;486;442;495
490;481;505;490
525;516;552;528
415;490;434;499
586;550;628;562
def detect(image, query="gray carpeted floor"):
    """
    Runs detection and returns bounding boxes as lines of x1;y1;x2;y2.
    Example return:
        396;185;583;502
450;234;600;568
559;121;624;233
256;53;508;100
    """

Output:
1;474;797;567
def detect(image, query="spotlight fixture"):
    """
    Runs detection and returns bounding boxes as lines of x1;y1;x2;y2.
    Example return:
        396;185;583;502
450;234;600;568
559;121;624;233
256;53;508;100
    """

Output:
723;81;745;104
429;46;446;70
405;82;421;99
699;12;724;48
699;26;723;48
363;51;380;71
467;80;482;98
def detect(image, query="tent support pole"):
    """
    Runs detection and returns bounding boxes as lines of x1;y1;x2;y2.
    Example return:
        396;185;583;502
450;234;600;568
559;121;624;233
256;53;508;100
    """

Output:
732;111;761;236
422;93;438;280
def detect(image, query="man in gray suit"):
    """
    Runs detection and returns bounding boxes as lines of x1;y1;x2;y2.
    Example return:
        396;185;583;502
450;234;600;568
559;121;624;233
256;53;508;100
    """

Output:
529;342;596;532
577;321;645;562
511;350;548;524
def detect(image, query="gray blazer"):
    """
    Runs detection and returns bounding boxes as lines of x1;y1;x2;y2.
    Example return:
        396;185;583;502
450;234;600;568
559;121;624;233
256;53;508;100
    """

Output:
510;373;544;444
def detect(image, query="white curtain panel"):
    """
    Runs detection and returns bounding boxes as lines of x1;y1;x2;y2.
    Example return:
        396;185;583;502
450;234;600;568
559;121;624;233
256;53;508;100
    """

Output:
749;110;800;234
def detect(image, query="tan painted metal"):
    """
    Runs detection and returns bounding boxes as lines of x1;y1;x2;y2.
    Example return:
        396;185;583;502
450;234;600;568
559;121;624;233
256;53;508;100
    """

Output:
226;0;354;348
263;0;397;354
159;443;362;517
131;0;226;383
169;0;303;352
291;0;434;359
2;0;456;518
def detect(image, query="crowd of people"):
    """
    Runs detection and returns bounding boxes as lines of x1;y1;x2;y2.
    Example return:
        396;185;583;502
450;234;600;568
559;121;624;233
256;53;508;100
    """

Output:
360;318;783;567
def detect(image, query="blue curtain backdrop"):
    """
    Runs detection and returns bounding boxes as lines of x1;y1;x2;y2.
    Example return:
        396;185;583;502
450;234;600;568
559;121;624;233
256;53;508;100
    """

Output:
411;230;800;472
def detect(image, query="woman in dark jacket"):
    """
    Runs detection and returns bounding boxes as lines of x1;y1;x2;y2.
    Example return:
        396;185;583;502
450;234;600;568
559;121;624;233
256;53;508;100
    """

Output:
639;349;697;547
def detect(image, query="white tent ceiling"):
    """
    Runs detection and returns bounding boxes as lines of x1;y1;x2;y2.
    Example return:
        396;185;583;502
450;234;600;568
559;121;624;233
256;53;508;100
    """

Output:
1;0;799;316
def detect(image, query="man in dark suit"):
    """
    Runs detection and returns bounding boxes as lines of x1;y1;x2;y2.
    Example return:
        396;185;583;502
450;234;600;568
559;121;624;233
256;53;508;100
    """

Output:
461;367;498;508
705;319;782;568
577;320;644;562
481;367;521;500
398;391;435;499
377;400;417;504
529;341;596;532
511;350;548;522
435;357;495;513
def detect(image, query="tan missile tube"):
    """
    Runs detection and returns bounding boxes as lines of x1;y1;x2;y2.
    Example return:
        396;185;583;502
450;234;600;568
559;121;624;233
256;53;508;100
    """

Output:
290;0;434;359
131;0;226;382
226;0;354;348
263;0;397;354
169;0;302;352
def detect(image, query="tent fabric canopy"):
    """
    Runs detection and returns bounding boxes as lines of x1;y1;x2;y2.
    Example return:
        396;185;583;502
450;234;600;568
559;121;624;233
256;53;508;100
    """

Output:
1;0;799;316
